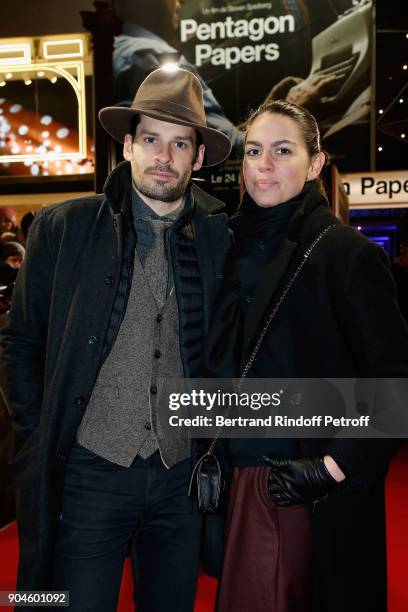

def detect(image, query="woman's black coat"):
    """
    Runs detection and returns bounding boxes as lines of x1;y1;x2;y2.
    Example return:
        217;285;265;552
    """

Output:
203;183;408;612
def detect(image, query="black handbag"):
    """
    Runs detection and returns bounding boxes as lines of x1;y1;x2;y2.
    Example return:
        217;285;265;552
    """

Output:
188;448;225;514
189;439;231;577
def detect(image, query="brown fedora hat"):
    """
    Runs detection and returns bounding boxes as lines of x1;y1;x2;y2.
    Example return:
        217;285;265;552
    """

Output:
99;67;232;167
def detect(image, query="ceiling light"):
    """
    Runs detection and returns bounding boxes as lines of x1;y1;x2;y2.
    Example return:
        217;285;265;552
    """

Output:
0;42;31;65
40;115;52;125
43;38;84;60
161;62;179;73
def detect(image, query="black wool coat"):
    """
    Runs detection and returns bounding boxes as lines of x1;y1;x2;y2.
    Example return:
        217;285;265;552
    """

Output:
203;182;408;612
0;161;230;593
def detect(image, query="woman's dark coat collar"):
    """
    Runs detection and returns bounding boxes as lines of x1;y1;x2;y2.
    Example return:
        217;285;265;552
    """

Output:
285;180;330;241
234;180;329;240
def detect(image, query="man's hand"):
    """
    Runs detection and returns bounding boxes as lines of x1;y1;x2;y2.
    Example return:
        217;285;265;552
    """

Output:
264;456;344;507
286;73;339;107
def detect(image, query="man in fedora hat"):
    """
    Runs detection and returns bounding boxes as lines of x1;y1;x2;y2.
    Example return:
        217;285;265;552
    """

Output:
1;67;231;611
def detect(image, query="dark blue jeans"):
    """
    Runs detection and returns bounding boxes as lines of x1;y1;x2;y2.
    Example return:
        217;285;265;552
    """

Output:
53;445;203;611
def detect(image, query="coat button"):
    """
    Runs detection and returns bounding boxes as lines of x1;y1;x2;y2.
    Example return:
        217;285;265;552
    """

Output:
144;422;152;430
150;385;158;395
154;349;161;359
156;313;163;322
57;452;68;462
74;396;84;406
104;275;114;286
88;335;98;345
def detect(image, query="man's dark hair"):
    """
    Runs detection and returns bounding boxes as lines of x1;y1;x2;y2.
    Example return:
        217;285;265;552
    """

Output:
195;130;203;155
129;114;141;139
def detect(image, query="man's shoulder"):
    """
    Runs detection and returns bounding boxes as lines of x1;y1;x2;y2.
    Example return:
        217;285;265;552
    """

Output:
40;193;106;224
29;194;113;261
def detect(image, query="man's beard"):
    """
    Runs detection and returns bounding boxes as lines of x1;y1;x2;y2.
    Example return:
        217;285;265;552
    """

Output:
134;164;191;203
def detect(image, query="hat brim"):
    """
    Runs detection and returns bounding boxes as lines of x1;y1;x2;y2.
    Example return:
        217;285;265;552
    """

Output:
98;106;232;167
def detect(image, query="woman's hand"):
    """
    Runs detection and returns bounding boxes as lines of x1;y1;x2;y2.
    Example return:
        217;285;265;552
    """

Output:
264;455;345;507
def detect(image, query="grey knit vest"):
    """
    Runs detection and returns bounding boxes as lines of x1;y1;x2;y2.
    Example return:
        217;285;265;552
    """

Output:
76;219;189;468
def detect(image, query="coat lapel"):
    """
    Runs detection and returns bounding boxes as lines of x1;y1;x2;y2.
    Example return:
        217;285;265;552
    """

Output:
195;214;230;333
190;183;230;333
242;237;298;359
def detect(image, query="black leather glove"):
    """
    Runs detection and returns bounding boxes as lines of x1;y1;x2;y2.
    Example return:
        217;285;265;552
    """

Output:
263;456;340;507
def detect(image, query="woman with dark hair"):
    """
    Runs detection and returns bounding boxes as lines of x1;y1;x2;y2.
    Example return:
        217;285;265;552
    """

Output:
202;100;408;612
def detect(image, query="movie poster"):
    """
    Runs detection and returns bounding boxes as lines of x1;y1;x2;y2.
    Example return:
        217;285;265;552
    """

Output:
113;0;373;209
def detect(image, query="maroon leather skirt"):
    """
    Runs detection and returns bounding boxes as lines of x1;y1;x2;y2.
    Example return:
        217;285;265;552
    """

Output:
217;466;313;612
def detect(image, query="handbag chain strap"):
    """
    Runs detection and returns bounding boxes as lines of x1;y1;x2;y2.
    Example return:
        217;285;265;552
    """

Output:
207;223;337;455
